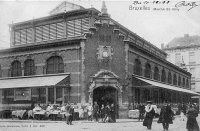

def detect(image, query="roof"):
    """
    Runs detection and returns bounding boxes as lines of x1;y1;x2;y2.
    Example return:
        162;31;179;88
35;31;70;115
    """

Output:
0;73;70;89
165;34;200;49
133;75;199;96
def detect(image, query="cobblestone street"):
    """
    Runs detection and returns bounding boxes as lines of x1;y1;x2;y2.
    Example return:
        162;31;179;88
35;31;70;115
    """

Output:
0;115;199;131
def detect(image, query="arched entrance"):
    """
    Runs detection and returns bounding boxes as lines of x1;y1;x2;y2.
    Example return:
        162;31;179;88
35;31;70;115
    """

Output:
93;86;118;107
93;86;118;118
89;70;123;118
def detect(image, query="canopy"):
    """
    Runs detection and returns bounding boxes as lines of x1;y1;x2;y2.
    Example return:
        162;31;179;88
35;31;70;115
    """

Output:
133;75;200;96
0;74;70;89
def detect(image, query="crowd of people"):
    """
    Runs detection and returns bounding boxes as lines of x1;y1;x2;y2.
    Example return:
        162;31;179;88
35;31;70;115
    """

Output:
26;101;116;125
138;101;200;131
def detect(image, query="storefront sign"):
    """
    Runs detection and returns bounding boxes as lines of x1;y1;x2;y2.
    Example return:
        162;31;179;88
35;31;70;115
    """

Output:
14;88;31;101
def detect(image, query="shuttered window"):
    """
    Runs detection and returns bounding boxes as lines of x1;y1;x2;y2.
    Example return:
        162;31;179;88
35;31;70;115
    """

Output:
14;28;33;45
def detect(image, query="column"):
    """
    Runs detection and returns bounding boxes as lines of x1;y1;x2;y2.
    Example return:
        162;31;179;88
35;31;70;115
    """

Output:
54;87;56;104
46;87;48;104
62;87;65;104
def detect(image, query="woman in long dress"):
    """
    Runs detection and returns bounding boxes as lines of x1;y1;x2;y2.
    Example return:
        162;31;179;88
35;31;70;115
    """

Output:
186;104;199;131
143;101;155;130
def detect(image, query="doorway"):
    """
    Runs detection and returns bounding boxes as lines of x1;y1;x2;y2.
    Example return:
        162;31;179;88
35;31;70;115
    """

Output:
93;86;118;118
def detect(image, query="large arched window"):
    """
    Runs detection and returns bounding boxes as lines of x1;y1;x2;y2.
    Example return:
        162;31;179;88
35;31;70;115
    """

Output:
24;59;35;76
134;59;142;76
153;66;159;81
178;76;181;86
46;56;64;74
11;60;22;77
168;72;172;84
161;69;166;82
182;77;185;87
173;74;177;85
144;63;151;78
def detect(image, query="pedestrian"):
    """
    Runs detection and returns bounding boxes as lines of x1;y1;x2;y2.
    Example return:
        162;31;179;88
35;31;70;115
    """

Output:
143;101;155;130
157;101;174;131
110;103;116;122
103;104;112;123
66;104;74;125
186;104;199;131
138;104;145;121
100;104;105;122
93;101;99;122
87;103;93;121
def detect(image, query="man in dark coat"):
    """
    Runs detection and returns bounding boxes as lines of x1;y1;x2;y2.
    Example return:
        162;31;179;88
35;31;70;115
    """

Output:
143;101;155;130
93;101;99;122
103;104;111;123
110;103;116;122
158;101;174;131
66;105;74;125
138;104;145;121
186;104;199;131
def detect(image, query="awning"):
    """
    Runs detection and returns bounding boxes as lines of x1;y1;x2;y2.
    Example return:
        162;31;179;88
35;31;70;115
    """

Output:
0;74;70;89
134;76;200;96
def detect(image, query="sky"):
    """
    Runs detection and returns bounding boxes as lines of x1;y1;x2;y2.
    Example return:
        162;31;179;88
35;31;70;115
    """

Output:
0;0;200;49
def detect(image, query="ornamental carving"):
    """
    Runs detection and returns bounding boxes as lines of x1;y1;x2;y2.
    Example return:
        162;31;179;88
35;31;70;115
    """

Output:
97;45;113;67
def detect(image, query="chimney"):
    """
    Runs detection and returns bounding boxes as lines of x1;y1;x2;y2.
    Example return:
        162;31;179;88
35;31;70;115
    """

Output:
161;43;164;49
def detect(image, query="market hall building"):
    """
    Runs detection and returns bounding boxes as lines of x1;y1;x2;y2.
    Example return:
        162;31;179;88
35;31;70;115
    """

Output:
0;2;198;118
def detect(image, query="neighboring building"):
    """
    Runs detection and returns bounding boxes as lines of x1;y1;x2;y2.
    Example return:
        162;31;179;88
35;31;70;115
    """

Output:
0;2;198;118
163;34;200;103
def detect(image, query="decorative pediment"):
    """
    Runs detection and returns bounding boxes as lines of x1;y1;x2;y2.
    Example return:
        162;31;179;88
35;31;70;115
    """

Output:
92;70;119;79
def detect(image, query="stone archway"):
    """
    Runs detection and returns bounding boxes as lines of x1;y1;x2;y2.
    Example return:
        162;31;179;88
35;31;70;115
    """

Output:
88;70;123;108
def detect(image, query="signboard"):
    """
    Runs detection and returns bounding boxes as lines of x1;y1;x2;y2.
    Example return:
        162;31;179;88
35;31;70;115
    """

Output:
14;88;31;101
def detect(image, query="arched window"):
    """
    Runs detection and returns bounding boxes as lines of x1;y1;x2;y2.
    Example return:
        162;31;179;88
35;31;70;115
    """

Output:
11;60;22;77
168;72;172;84
134;59;142;76
145;63;151;78
178;76;181;86
173;74;177;85
182;77;185;87
46;56;64;74
153;66;159;81
24;59;35;76
161;69;166;82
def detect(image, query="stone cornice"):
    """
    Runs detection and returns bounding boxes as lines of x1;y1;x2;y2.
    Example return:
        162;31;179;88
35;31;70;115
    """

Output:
0;37;83;59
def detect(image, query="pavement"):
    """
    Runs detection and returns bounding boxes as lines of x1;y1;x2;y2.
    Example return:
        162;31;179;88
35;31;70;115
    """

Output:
0;115;199;131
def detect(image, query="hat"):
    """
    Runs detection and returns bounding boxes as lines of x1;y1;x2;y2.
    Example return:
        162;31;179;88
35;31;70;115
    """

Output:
147;101;152;104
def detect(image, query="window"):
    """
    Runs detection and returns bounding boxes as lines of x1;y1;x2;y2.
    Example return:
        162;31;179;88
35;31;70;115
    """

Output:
173;74;177;85
182;78;185;87
190;68;195;78
161;69;166;82
153;67;159;81
11;60;22;77
46;56;64;74
134;59;142;76
186;79;189;88
24;59;35;76
189;52;195;64
67;18;89;37
145;63;151;78
168;72;172;84
14;28;33;45
0;65;2;78
178;76;181;86
175;53;181;66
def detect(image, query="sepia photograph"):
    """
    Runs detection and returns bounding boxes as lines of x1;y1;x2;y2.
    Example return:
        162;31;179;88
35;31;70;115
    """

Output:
0;0;200;131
